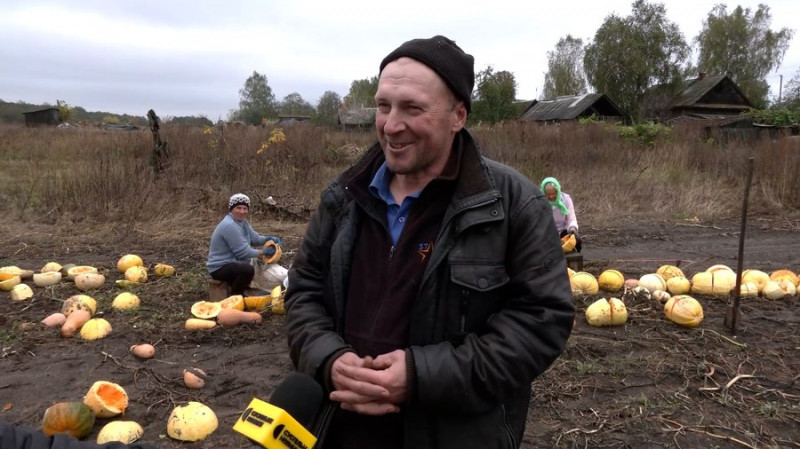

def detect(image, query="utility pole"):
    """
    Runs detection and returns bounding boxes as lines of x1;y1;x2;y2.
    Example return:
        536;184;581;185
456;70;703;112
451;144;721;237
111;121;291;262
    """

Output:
778;74;783;105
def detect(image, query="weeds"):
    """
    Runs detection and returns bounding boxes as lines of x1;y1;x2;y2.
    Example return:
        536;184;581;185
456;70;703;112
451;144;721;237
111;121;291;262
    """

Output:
0;121;797;226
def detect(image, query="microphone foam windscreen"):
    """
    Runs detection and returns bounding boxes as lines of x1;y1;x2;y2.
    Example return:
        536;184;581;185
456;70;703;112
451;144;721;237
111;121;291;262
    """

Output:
269;371;324;428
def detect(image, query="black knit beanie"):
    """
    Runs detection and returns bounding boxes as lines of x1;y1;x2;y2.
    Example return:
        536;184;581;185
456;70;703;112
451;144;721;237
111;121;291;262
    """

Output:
380;35;475;113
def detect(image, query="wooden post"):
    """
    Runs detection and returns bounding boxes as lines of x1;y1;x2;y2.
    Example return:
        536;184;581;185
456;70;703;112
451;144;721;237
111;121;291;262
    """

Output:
147;109;170;176
725;157;754;334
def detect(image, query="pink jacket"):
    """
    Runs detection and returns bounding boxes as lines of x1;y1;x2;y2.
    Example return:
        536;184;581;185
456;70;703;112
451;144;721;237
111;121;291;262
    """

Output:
550;192;578;233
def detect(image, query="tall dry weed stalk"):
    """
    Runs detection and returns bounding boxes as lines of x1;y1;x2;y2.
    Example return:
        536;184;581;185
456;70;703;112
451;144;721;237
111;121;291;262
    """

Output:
0;122;796;228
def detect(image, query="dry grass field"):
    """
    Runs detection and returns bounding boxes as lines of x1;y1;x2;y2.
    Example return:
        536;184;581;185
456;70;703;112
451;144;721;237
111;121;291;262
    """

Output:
1;122;799;448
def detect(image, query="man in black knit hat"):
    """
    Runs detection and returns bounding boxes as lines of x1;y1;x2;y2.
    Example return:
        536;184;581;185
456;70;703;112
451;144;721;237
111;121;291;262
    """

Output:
286;35;574;449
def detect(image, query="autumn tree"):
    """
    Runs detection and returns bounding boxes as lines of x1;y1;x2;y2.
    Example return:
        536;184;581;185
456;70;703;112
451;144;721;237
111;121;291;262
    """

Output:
542;35;587;99
279;92;315;117
695;4;794;108
232;71;278;125
314;90;342;126
56;100;71;123
341;76;379;109
584;0;690;119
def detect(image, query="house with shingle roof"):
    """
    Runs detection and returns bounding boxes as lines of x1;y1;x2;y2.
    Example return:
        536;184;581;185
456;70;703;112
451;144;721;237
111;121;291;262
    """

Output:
665;73;754;123
519;93;626;123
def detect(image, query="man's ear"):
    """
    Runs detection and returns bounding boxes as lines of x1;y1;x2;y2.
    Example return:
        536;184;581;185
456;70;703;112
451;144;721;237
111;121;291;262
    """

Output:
451;102;467;132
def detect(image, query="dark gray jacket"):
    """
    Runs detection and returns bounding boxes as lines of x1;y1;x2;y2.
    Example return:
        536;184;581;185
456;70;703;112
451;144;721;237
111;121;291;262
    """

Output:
0;422;157;449
286;129;574;449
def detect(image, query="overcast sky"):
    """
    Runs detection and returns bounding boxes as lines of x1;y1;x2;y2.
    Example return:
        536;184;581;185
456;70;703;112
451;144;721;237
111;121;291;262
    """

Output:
1;0;798;120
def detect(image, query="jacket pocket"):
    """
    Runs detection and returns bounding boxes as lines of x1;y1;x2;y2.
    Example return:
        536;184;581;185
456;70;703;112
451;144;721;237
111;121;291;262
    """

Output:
446;261;510;342
450;261;509;292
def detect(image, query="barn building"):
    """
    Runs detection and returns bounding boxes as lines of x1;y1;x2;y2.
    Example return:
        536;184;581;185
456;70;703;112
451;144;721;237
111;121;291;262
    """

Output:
22;107;60;127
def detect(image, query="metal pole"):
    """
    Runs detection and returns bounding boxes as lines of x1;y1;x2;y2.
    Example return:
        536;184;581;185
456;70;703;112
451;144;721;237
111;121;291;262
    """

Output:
725;157;754;333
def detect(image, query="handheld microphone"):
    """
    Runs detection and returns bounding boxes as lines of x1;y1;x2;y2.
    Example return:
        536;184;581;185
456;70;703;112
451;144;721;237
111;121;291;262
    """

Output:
233;371;323;449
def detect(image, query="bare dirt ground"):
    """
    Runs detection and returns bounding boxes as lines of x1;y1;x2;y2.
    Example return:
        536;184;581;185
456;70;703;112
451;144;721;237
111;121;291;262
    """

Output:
1;214;799;449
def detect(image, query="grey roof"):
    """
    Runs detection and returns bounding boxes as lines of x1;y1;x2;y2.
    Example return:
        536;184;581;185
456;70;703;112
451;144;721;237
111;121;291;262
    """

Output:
520;93;624;121
338;108;377;125
669;75;753;109
22;107;58;115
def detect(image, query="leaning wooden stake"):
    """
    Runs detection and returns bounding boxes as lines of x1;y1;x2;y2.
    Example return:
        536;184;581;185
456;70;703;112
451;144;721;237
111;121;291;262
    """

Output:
725;157;754;334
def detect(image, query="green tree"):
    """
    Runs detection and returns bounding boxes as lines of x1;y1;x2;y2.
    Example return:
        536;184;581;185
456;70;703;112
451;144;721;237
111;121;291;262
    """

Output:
233;71;278;125
584;0;690;119
342;76;379;109
470;66;518;124
542;35;587;99
314;90;342;126
695;4;794;108
279;92;315;117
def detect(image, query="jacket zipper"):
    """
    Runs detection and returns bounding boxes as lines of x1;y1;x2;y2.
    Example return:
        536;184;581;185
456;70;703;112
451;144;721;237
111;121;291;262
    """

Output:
460;289;470;333
501;405;517;448
311;402;337;442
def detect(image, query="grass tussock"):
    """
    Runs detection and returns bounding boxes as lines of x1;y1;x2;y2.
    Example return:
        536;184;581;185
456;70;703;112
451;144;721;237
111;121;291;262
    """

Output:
0;121;797;227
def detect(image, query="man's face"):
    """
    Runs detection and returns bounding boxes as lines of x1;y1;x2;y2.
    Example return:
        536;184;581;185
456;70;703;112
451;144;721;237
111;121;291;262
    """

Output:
374;57;466;179
231;205;249;221
545;185;557;202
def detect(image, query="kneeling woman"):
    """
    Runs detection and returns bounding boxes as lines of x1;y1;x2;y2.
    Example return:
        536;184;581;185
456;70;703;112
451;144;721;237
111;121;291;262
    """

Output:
541;177;582;252
207;193;283;295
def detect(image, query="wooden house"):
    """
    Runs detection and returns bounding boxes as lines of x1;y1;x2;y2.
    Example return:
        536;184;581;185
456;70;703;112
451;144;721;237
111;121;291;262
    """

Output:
519;93;625;123
338;107;376;130
664;73;754;123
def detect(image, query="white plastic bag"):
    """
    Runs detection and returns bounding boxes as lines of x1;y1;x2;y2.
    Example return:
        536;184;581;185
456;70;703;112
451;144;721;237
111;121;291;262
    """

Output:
249;258;288;291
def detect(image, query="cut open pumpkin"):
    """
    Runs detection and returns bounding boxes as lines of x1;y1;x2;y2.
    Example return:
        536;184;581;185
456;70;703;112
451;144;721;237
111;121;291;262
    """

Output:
219;295;245;311
260;240;283;264
83;380;129;418
191;301;222;319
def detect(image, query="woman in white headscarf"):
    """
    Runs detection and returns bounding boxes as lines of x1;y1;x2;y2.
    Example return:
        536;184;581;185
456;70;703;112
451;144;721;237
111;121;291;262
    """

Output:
206;193;283;295
540;177;581;252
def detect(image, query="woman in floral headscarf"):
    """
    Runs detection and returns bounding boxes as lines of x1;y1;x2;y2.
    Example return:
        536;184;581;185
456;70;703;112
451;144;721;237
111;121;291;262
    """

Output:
540;177;581;252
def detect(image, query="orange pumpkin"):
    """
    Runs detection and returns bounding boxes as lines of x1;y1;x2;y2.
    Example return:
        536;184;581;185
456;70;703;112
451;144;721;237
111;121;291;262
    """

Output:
244;295;270;312
561;234;576;253
41;402;96;439
770;269;798;286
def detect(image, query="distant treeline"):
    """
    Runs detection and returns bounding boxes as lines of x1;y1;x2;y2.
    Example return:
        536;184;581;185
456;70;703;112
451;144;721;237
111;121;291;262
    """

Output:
0;99;212;127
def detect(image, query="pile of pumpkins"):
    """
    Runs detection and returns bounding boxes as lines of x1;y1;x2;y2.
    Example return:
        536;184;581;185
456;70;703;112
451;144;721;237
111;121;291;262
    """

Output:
42;378;219;444
569;264;798;329
2;255;176;341
185;284;284;330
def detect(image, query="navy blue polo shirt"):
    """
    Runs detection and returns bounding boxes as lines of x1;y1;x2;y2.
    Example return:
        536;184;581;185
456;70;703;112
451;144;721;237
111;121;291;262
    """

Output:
368;162;422;245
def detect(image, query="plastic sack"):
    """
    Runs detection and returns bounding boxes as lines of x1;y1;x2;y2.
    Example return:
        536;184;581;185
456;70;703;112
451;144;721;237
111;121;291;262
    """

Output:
249;258;288;291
